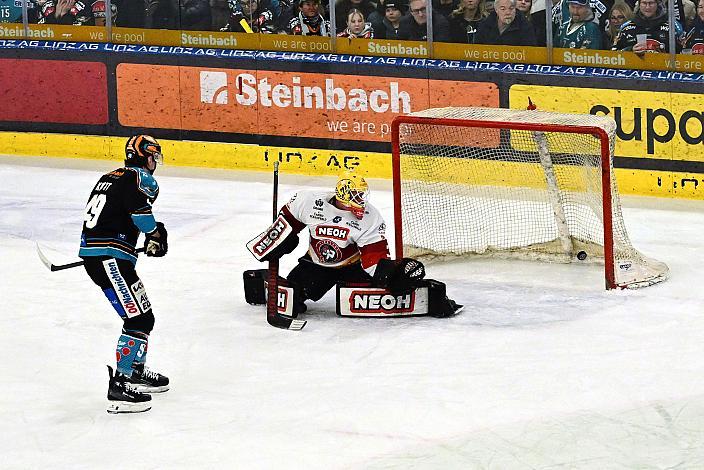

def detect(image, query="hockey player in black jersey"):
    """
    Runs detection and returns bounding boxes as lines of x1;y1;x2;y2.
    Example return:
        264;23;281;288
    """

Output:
79;135;170;414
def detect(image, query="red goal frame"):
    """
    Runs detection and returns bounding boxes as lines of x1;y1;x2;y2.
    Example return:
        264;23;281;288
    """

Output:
391;115;617;290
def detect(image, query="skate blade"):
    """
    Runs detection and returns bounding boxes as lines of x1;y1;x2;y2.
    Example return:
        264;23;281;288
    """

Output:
107;401;152;414
130;384;170;394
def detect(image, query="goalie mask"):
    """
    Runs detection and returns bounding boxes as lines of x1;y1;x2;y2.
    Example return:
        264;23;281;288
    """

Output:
335;173;369;219
125;135;163;174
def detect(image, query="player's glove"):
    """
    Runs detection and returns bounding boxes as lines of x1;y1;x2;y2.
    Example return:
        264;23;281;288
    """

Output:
144;222;168;257
373;258;425;293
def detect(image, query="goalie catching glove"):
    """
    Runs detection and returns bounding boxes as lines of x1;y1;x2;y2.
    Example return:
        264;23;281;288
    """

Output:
246;214;299;262
373;258;426;293
144;222;168;257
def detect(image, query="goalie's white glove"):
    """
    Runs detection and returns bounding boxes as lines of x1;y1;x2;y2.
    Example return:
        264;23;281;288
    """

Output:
246;214;299;262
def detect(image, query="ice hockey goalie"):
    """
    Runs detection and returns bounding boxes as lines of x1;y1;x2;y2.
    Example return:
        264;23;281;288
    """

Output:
244;173;463;318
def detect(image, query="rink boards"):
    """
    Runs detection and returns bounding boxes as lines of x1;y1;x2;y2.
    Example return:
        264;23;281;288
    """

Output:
0;42;702;199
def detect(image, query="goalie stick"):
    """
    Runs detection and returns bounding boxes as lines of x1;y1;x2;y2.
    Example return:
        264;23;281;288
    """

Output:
36;243;145;272
266;162;306;331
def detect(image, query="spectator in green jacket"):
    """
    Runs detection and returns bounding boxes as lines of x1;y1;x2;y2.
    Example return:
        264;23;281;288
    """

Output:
553;0;601;49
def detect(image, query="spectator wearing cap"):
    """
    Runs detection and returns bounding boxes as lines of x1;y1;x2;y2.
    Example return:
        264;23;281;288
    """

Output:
554;0;601;48
372;0;412;37
613;0;682;52
402;0;451;40
683;0;704;53
604;1;632;48
448;0;488;42
287;0;331;34
474;0;537;45
553;0;615;42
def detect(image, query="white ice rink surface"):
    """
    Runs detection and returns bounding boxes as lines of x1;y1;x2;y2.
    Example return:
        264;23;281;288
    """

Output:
2;156;704;469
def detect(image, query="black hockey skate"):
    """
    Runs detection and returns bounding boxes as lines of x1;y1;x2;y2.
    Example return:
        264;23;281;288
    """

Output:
107;365;151;414
127;363;170;393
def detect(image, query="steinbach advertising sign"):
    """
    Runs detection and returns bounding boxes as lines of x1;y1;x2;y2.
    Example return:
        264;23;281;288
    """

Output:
116;63;499;142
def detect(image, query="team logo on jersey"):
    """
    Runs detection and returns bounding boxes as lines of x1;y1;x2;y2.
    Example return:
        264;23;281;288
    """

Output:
315;240;342;263
315;225;350;240
349;290;416;314
314;199;324;208
333;216;342;223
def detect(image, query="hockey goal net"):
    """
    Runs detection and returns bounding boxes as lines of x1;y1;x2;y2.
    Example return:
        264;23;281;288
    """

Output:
391;107;668;289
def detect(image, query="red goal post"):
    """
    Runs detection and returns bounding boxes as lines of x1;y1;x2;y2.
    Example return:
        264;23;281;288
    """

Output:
391;107;668;290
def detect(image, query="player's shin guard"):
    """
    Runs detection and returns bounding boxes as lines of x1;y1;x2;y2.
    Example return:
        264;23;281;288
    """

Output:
115;333;147;377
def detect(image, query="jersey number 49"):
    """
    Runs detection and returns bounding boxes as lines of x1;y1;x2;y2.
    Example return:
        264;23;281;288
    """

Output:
84;194;107;229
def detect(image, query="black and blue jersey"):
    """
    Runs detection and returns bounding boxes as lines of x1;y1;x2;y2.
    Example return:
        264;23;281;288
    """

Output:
79;166;159;264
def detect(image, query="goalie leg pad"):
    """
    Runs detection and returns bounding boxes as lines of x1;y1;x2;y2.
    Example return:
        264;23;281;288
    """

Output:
336;281;430;317
244;269;306;317
267;277;305;318
336;279;462;318
243;269;269;305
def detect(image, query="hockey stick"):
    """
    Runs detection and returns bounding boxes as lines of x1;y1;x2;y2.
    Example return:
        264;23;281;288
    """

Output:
36;243;145;272
266;162;306;331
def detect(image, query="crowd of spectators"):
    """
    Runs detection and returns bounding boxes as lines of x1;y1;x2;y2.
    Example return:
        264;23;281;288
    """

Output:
2;0;704;54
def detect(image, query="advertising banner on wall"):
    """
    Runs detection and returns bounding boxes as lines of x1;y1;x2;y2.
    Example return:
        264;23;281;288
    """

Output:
0;58;108;124
509;84;704;164
116;63;499;142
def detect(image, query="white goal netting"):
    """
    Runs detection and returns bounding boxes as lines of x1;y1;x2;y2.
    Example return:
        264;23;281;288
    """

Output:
393;107;668;289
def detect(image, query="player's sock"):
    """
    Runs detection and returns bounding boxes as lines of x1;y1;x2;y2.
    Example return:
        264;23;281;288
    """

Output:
106;365;151;414
115;333;147;377
128;363;170;393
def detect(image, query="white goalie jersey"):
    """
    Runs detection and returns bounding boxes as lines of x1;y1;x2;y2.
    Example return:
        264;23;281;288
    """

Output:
281;190;390;274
